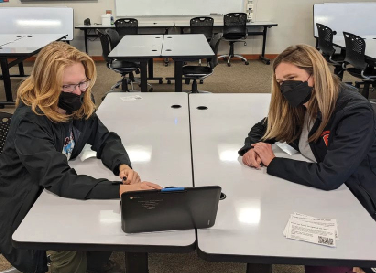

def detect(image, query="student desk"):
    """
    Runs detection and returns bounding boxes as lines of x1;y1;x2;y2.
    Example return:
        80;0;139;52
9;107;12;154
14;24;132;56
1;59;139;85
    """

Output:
12;92;194;273
189;93;376;272
0;34;67;108
76;22;174;54
109;34;214;92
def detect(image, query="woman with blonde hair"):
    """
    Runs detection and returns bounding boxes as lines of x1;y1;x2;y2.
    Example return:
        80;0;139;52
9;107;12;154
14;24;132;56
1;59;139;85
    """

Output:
239;44;376;273
0;42;161;273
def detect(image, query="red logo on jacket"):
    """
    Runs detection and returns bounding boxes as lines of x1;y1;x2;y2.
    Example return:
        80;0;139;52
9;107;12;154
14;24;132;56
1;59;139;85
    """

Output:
320;131;330;146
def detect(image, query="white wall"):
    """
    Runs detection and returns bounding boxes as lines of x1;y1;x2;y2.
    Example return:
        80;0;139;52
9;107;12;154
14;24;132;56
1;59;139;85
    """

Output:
1;0;374;56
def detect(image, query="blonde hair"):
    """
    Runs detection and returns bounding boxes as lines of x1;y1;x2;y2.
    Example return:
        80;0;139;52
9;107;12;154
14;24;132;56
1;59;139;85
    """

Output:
16;41;97;122
263;44;340;143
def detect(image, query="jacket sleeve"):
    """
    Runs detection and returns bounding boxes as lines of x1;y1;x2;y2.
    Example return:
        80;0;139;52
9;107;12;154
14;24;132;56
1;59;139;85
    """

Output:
86;113;132;176
267;104;375;190
14;119;120;199
238;118;275;156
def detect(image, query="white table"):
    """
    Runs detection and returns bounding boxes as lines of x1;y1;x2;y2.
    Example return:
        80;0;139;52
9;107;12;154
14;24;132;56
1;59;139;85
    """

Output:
12;92;195;273
109;34;214;92
0;33;67;107
189;93;376;270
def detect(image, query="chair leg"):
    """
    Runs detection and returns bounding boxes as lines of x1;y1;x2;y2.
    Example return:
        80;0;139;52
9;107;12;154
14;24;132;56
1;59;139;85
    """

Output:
361;82;370;99
121;76;129;92
191;79;198;93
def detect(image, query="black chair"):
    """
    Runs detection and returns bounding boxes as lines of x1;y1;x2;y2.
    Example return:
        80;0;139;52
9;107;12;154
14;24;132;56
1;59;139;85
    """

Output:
97;29;140;97
342;32;376;99
219;13;249;67
114;18;138;38
190;16;214;41
316;23;345;80
0;111;12;154
182;34;222;93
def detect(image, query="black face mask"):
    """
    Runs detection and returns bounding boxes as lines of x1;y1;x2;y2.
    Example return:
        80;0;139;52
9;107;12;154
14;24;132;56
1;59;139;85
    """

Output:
58;92;85;114
280;80;313;108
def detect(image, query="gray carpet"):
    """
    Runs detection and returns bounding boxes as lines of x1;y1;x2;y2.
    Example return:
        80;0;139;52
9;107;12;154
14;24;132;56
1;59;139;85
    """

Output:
0;59;368;272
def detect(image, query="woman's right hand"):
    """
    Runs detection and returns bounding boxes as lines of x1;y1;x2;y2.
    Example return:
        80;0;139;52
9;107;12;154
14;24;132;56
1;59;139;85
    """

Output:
242;148;262;169
119;181;162;196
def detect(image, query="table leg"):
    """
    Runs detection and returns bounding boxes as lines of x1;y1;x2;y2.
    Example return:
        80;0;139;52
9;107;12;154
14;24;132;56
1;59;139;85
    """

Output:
259;26;271;65
84;29;88;54
174;60;183;92
18;62;25;77
140;60;148;92
125;252;148;273
246;263;272;273
0;58;14;102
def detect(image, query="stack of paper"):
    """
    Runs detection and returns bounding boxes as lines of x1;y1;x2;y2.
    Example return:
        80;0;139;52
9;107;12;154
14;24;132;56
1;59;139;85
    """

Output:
283;212;338;247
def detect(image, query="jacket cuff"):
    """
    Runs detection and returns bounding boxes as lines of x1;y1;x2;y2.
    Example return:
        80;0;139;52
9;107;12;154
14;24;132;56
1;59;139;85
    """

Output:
238;145;253;156
266;157;280;176
113;162;132;176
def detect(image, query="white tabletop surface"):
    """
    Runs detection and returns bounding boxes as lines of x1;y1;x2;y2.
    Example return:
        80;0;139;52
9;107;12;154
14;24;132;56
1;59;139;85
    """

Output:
0;34;66;55
333;36;376;60
162;34;214;58
190;93;376;265
12;92;196;251
109;35;163;59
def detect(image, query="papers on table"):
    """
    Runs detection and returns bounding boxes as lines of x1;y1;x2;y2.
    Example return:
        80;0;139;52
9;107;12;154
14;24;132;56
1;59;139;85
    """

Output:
283;212;338;247
120;95;143;101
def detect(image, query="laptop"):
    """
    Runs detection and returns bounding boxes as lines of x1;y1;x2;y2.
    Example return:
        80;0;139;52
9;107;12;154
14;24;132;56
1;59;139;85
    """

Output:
120;186;221;233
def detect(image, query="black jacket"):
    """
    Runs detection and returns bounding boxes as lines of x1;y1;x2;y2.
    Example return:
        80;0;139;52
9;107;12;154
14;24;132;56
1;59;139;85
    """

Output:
0;103;131;273
239;85;376;220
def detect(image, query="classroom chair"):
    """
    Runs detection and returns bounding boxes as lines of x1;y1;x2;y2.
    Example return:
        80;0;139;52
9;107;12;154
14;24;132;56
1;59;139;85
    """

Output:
0;111;12;154
97;29;141;98
342;32;376;99
114;18;138;38
182;34;222;93
218;13;249;67
316;23;345;80
190;16;214;41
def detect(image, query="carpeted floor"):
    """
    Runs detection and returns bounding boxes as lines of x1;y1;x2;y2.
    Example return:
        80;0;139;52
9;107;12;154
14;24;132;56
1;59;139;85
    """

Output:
0;59;370;272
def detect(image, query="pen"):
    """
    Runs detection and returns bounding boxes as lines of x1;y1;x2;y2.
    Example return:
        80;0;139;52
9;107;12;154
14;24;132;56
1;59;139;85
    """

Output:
112;176;127;185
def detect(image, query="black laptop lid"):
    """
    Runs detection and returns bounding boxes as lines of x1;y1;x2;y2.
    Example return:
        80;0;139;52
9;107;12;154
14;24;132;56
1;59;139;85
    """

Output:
121;186;221;233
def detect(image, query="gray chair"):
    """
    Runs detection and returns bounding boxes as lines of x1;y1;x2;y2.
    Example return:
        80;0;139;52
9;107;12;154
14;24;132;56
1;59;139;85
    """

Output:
182;34;222;93
219;13;249;67
0;111;12;154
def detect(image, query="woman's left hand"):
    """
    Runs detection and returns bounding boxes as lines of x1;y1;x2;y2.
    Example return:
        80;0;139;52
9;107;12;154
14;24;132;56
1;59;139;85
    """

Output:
251;143;276;166
119;165;141;185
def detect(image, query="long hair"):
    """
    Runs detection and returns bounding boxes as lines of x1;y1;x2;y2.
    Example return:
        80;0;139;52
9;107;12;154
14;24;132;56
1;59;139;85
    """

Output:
263;44;340;143
16;41;97;122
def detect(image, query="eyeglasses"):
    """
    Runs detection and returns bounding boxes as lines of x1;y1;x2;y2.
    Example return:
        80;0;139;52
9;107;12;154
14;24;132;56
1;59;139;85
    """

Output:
62;79;91;92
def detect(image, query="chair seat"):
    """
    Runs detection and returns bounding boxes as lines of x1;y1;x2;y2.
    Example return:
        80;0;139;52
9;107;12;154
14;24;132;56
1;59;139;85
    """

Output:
110;60;139;73
223;33;246;40
183;66;212;78
347;68;376;80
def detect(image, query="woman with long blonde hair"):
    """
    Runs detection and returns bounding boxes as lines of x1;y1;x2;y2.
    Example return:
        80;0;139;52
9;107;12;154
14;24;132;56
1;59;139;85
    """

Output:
0;42;161;273
239;44;376;272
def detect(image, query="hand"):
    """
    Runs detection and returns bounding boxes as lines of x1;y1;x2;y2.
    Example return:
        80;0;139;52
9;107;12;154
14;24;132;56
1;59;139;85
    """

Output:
352;268;366;273
119;165;141;185
119;181;163;195
242;148;262;169
251;143;275;166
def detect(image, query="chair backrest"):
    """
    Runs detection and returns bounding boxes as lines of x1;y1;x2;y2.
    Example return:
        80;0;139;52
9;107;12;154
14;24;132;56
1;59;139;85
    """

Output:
105;28;121;49
316;23;336;57
343;31;368;71
208;34;222;69
97;29;111;63
0;112;12;154
190;16;214;40
115;18;138;37
223;13;247;37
